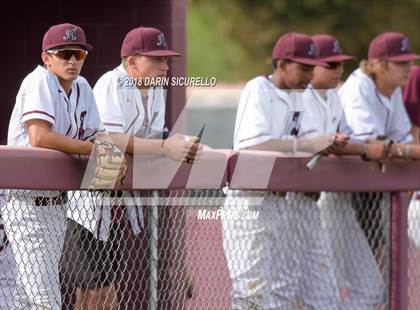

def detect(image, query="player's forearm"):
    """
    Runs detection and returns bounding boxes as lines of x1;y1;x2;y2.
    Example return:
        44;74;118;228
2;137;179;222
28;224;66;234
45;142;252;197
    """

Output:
247;139;294;152
30;131;93;155
388;143;420;159
99;133;162;156
410;125;420;142
123;135;164;156
248;137;331;154
334;144;364;156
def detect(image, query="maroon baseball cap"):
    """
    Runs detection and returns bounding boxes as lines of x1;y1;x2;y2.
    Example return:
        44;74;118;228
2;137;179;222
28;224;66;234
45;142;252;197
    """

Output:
42;23;93;52
120;27;181;58
272;32;326;66
368;32;420;62
311;34;354;63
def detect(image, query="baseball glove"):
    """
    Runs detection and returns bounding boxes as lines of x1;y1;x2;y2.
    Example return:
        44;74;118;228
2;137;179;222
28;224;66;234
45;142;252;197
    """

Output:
89;140;127;191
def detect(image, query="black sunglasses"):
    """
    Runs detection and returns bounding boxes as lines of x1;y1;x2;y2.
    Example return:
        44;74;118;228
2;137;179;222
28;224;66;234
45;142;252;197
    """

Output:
47;49;88;61
326;62;343;70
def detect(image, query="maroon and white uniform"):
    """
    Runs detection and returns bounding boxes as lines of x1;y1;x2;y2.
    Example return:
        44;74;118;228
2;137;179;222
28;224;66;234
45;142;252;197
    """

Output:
92;64;167;237
5;65;102;309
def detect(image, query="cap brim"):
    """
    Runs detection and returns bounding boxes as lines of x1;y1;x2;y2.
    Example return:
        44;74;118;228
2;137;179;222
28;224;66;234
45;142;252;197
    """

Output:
318;55;355;63
44;42;93;52
386;53;420;62
291;57;327;67
140;50;181;57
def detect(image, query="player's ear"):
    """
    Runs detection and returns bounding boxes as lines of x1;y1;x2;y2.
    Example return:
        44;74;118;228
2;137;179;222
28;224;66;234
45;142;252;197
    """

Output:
278;59;289;70
380;60;388;71
371;59;385;73
41;52;51;68
127;55;137;68
368;59;382;74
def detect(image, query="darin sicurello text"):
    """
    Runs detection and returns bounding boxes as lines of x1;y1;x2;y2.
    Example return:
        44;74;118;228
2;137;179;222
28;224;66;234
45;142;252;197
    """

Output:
117;76;217;87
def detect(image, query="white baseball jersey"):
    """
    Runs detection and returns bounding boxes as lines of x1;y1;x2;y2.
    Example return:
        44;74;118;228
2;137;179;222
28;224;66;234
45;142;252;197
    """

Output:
93;64;166;138
303;86;385;308
7;65;109;240
301;84;352;137
92;64;167;237
339;68;412;143
224;76;342;309
5;66;102;307
233;75;305;150
8;66;102;146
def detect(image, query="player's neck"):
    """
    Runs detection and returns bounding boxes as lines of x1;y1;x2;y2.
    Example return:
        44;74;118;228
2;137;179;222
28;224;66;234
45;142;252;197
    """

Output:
310;81;328;100
270;72;287;89
138;87;149;97
374;77;396;98
57;77;73;96
315;89;328;100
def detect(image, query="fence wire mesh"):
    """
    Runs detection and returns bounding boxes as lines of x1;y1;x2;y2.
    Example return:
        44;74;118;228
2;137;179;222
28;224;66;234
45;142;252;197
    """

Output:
408;192;420;310
0;189;417;309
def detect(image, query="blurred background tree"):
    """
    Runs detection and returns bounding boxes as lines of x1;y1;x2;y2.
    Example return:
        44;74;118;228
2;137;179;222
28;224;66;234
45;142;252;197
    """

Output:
187;0;420;82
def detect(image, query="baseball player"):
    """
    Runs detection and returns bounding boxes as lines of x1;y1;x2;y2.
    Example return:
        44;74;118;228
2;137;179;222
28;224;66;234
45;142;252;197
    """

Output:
403;66;420;248
303;34;388;309
61;26;200;309
338;31;420;306
0;193;17;309
3;23;101;309
221;32;352;309
404;65;420;141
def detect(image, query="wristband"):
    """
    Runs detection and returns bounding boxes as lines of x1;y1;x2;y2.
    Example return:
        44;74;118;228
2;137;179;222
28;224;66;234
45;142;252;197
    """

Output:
404;144;411;159
361;143;369;161
394;144;403;157
382;138;394;159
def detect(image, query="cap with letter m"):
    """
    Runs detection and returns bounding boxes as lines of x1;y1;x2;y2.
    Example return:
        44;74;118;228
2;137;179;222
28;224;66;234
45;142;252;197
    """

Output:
311;34;355;63
120;27;181;58
368;32;420;62
42;23;93;52
272;32;326;66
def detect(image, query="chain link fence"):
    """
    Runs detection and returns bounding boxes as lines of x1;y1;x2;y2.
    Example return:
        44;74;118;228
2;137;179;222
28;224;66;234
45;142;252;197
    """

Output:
0;188;418;309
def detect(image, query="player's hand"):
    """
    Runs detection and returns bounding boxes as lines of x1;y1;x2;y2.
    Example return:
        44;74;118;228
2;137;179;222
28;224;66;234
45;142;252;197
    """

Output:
161;134;203;162
183;136;204;163
365;143;388;160
323;133;349;155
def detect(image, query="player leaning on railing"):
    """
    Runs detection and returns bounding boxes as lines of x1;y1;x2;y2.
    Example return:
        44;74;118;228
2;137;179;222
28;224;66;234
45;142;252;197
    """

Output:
303;34;385;308
222;32;351;310
221;30;420;310
60;26;200;309
4;23;100;309
3;22;201;310
404;66;420;250
339;32;420;160
338;31;420;308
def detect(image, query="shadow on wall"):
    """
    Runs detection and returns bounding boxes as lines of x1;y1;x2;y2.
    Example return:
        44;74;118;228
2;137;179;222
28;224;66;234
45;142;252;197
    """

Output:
185;84;244;149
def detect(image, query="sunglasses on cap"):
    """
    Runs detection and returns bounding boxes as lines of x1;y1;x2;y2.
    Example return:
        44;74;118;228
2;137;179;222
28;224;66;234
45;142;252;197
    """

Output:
47;49;88;61
325;61;343;70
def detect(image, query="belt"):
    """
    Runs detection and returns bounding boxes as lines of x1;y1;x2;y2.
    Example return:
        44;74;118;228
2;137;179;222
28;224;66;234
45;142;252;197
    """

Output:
303;192;320;201
271;192;286;199
271;192;320;201
33;192;68;206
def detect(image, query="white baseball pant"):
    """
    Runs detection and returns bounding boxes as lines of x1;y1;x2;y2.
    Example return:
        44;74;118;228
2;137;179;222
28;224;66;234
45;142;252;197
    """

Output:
0;194;17;310
221;190;341;310
2;193;66;310
408;192;420;248
318;192;385;309
0;227;17;310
